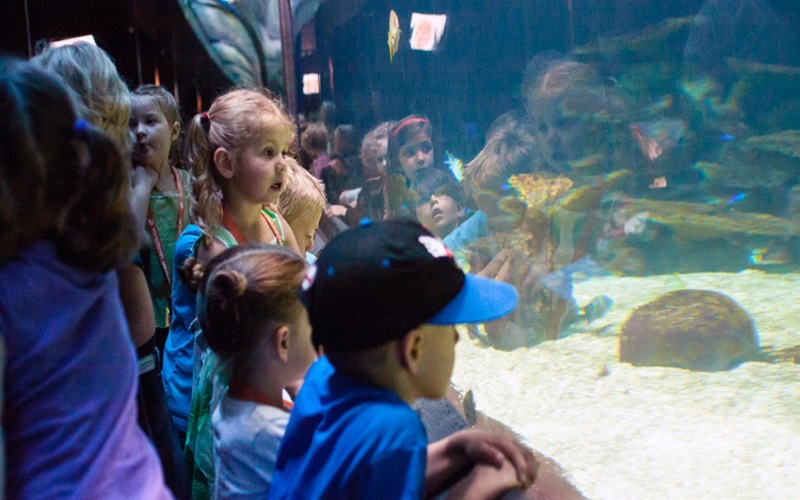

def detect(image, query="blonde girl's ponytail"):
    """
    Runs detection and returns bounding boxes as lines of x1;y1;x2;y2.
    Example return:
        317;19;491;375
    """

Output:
185;112;223;245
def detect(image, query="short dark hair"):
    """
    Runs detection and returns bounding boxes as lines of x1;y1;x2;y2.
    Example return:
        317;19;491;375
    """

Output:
410;167;465;207
301;122;328;153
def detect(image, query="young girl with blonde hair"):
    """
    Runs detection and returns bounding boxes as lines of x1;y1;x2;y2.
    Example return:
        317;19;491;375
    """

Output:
163;87;299;452
33;43;191;497
186;88;299;257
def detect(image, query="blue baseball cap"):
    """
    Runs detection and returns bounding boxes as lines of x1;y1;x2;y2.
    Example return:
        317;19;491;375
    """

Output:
303;219;517;351
426;273;518;326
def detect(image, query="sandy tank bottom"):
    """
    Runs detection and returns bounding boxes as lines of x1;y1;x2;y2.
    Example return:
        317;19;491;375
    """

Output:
452;270;800;500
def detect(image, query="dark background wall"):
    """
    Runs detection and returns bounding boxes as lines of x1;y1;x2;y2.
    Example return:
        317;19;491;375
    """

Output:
0;0;229;120
312;0;708;158
3;0;754;159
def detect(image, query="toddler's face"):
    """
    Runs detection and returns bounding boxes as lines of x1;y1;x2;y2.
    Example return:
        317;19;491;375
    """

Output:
363;143;388;178
398;130;434;179
415;188;463;239
230;126;292;207
415;324;459;399
534;97;607;173
289;207;322;254
129;95;178;170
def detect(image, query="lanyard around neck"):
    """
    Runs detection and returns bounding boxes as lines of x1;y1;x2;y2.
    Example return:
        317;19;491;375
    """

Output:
145;166;184;288
222;208;283;246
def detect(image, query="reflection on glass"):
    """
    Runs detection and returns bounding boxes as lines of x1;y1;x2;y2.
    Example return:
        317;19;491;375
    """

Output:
182;0;800;497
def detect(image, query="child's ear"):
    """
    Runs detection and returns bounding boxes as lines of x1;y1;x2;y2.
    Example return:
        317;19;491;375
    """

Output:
273;324;291;363
214;148;234;178
170;122;181;143
399;328;423;374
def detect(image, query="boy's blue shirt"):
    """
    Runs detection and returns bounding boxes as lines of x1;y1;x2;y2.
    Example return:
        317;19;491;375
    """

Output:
443;210;487;253
270;356;428;500
443;210;488;270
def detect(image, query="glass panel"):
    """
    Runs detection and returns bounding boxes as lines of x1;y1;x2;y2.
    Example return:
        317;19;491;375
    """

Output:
187;1;800;497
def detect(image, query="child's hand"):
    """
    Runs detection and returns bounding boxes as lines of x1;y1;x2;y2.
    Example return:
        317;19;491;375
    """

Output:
131;165;158;192
476;249;528;290
446;458;523;500
129;166;159;228
451;429;538;489
325;204;348;219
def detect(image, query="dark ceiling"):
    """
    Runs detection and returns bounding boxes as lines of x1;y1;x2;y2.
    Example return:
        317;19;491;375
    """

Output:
0;0;230;114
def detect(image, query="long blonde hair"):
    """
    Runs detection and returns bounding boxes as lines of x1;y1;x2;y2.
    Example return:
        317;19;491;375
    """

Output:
32;42;131;152
185;88;294;242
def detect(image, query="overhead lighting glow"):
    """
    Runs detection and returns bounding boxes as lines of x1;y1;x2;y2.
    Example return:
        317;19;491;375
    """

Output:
409;13;447;51
50;34;97;48
303;73;320;95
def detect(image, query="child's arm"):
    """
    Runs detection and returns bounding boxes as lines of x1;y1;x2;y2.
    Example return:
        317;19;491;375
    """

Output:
130;165;158;231
475;249;537;347
424;429;537;498
117;262;157;349
196;237;229;265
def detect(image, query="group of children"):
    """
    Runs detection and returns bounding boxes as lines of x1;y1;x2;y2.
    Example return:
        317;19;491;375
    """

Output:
1;41;542;499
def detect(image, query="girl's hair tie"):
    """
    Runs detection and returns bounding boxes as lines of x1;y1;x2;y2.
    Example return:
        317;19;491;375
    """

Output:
391;117;430;139
201;112;211;132
73;119;90;139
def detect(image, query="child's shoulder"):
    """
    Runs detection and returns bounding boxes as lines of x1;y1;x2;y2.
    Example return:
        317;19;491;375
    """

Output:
217;396;289;440
298;359;423;435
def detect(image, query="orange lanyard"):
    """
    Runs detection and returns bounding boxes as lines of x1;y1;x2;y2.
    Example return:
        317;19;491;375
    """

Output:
146;167;184;287
222;209;283;246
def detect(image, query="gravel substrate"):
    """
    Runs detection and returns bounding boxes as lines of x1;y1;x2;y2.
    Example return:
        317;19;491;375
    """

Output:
452;271;800;499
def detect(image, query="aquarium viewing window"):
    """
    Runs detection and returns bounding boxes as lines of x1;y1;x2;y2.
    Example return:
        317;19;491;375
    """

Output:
179;1;800;497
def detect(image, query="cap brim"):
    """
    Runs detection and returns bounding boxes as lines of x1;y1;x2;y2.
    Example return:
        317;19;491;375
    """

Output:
426;274;518;325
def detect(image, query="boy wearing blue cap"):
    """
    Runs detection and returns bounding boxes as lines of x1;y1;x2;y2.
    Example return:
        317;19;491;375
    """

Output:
270;220;538;499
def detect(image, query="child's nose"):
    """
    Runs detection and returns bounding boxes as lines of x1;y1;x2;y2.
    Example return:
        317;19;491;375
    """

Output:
276;156;288;172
